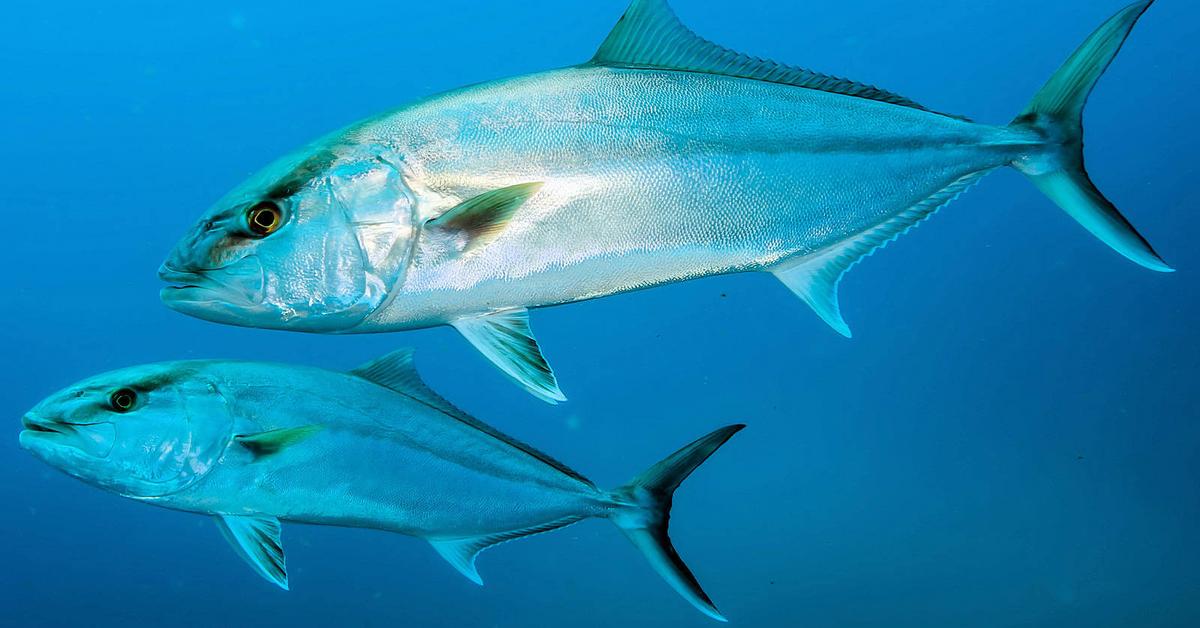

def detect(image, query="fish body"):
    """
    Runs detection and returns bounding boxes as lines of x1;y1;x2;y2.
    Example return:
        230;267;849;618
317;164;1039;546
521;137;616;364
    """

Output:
19;351;742;620
161;0;1170;401
161;362;604;534
356;67;1034;327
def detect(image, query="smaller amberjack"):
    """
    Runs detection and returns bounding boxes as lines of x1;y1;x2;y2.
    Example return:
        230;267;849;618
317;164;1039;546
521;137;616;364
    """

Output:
19;351;742;621
161;1;1172;403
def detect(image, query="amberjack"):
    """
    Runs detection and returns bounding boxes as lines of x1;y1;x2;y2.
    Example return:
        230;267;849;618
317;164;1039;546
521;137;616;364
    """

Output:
161;1;1171;402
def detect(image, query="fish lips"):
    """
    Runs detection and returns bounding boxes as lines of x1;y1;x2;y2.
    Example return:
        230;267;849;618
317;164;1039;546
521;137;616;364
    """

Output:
158;259;266;322
20;414;116;460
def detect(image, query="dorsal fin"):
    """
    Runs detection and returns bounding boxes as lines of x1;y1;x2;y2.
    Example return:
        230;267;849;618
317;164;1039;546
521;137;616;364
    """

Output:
350;349;594;487
351;348;467;419
592;0;961;119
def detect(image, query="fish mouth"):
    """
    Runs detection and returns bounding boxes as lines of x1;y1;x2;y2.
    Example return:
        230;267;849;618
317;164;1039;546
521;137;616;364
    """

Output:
158;260;264;308
22;415;64;434
19;414;72;455
21;415;108;435
20;415;116;459
159;265;225;300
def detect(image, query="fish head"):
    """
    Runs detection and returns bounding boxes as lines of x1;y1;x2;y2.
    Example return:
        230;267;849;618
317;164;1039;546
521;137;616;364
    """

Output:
19;362;235;499
160;141;416;333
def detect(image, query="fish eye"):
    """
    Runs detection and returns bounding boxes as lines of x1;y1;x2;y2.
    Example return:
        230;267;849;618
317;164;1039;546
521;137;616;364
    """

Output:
109;388;138;413
246;201;284;237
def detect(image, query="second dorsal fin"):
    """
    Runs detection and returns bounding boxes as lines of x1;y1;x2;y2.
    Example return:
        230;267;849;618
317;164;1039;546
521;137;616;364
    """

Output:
351;348;594;487
591;0;959;119
351;348;468;419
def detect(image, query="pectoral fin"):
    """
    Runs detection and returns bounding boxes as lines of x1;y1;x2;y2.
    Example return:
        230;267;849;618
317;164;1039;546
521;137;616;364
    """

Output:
215;514;288;590
427;182;543;253
451;309;566;404
235;425;323;460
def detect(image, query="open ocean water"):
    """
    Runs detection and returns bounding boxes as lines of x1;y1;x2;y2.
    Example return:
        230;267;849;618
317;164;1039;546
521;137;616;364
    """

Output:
2;1;1197;626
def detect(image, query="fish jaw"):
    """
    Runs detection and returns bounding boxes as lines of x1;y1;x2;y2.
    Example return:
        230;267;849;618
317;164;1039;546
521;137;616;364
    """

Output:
158;258;271;328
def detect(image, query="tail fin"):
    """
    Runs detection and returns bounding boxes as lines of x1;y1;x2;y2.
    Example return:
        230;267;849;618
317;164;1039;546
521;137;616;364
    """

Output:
609;424;744;622
1011;0;1172;272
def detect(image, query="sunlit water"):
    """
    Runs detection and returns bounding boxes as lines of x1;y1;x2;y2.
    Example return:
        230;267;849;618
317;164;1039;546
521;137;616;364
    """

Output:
2;1;1197;626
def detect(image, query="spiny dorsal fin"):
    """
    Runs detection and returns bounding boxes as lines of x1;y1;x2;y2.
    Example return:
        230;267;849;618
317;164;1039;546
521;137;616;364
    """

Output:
592;0;961;119
773;170;994;337
214;514;288;590
352;348;592;487
428;515;586;586
451;309;566;405
427;182;543;253
235;425;323;459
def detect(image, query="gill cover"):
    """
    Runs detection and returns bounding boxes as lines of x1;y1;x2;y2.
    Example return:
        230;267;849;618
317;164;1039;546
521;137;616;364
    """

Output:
162;143;418;332
116;377;236;499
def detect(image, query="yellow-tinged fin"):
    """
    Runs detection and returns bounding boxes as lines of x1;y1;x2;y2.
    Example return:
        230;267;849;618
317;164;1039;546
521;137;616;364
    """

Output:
427;182;543;253
235;425;324;459
592;0;965;120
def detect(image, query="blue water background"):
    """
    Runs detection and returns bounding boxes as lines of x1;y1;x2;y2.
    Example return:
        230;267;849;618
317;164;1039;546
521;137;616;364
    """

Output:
2;1;1197;626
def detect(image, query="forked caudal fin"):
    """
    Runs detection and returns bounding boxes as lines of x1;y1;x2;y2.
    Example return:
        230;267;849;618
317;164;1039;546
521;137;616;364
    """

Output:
773;0;1170;337
1011;0;1172;272
422;424;743;622
609;424;745;622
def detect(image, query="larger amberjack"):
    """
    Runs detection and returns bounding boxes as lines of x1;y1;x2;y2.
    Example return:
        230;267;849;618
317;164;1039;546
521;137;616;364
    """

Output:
161;0;1171;402
19;350;743;621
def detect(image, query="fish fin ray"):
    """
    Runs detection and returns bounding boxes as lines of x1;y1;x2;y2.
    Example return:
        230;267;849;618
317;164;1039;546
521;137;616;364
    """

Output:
352;348;592;486
427;182;543;253
610;424;744;622
591;0;964;120
235;425;324;460
772;170;993;337
429;515;586;586
351;349;469;418
215;514;288;590
451;309;566;405
1011;0;1170;272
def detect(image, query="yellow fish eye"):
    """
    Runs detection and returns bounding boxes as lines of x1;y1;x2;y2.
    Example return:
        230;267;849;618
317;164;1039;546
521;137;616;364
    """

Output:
247;201;283;237
110;388;137;413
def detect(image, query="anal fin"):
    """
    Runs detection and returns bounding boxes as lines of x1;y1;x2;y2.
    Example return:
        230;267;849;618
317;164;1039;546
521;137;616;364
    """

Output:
452;308;566;404
429;516;585;586
773;170;993;337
